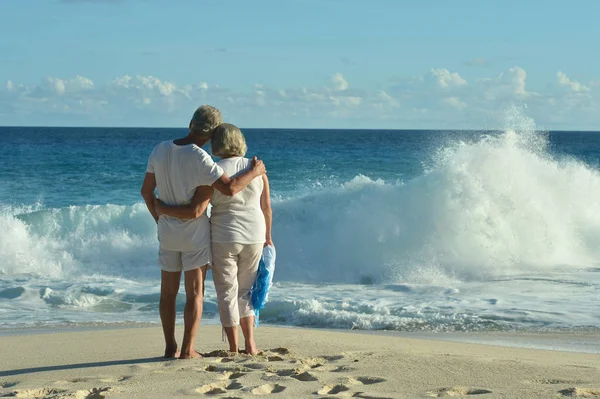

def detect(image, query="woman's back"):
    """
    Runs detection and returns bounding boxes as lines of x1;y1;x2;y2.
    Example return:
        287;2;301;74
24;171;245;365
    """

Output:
211;157;266;244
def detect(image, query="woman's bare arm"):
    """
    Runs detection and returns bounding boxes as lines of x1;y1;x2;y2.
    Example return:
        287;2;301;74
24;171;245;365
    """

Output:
141;173;158;223
154;186;213;220
260;174;273;247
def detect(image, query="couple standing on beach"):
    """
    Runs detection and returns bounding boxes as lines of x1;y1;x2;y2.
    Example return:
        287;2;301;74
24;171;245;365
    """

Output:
141;105;273;359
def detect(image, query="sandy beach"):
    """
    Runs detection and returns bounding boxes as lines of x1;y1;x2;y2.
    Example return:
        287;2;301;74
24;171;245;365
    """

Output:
0;326;599;399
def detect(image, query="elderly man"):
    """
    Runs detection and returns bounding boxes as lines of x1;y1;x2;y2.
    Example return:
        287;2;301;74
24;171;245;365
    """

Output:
141;105;265;359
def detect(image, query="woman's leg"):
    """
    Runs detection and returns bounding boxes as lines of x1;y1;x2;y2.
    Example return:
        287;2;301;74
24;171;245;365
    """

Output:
212;242;242;352
237;244;263;355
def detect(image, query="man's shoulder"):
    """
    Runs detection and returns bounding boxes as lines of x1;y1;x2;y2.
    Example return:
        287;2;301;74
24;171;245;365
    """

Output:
187;146;214;162
151;140;171;152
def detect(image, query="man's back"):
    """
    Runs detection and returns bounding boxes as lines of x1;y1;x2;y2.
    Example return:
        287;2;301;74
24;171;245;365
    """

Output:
146;140;223;251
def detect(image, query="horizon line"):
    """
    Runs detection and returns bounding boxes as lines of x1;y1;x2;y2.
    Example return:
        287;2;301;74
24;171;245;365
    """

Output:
1;125;600;133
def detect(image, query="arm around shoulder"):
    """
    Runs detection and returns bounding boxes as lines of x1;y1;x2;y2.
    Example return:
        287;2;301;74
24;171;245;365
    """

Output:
212;156;266;196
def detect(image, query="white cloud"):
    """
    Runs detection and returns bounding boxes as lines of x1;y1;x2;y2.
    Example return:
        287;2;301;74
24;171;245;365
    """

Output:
499;67;528;95
112;75;177;96
332;73;349;91
427;68;467;88
48;77;66;94
1;67;599;129
444;97;467;109
113;75;132;88
557;72;590;93
375;90;399;108
330;96;361;107
480;66;533;101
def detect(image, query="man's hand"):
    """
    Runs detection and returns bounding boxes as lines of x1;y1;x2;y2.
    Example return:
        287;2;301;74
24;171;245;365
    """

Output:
251;156;266;177
264;239;274;248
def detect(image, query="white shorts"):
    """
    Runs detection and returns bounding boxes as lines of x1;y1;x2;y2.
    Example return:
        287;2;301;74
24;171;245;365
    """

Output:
158;246;211;273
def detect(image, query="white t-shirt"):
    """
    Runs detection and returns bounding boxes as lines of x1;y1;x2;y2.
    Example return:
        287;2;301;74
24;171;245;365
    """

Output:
210;157;266;244
146;141;224;251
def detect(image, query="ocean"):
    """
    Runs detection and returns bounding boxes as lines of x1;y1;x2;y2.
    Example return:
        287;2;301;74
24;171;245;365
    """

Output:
1;113;600;333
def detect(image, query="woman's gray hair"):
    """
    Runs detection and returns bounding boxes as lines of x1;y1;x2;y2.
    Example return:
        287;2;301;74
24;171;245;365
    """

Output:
189;105;222;138
211;123;248;157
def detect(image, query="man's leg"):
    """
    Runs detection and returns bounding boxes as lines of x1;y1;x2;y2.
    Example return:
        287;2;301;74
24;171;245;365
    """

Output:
180;265;207;359
160;269;182;358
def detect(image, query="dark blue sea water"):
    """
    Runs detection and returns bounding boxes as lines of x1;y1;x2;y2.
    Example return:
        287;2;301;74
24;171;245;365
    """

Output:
1;116;600;332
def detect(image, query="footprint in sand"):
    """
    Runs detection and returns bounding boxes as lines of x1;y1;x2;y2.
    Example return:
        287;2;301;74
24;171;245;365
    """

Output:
72;387;113;399
558;388;600;397
196;382;229;396
275;368;306;377
270;348;292;355
68;378;90;383
196;381;243;396
250;384;286;395
352;393;394;399
300;357;327;368
245;363;268;370
318;384;351;395
426;387;493;397
204;350;237;358
0;382;17;389
331;366;355;373
322;355;345;362
221;371;246;380
2;388;68;398
531;379;581;385
291;371;319;382
347;377;386;386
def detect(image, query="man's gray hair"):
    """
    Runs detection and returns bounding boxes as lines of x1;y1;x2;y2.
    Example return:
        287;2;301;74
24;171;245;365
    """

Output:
211;123;248;158
189;105;222;138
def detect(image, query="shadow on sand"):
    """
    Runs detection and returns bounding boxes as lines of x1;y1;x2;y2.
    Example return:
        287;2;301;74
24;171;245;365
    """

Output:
0;357;166;378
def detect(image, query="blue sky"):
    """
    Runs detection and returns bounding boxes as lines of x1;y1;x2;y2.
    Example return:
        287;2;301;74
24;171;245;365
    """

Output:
1;0;599;129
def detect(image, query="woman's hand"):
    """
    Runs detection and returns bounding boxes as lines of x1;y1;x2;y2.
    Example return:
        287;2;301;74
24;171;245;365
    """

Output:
153;197;166;216
264;238;274;248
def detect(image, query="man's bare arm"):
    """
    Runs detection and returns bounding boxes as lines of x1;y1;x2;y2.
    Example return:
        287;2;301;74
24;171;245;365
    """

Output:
212;157;266;196
260;174;273;247
141;173;158;223
155;186;213;220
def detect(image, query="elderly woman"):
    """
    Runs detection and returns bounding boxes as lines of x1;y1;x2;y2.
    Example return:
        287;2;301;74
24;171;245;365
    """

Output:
156;123;273;355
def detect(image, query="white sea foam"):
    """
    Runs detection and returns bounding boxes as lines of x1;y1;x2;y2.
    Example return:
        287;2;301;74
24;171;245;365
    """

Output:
1;110;599;330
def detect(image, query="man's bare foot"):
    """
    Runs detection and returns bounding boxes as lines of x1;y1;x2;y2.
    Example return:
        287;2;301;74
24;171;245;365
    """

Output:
164;345;179;359
245;340;259;356
179;349;202;359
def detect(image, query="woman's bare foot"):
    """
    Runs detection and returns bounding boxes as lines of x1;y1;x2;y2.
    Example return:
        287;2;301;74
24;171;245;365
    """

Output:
179;349;202;359
244;340;259;356
164;344;179;359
